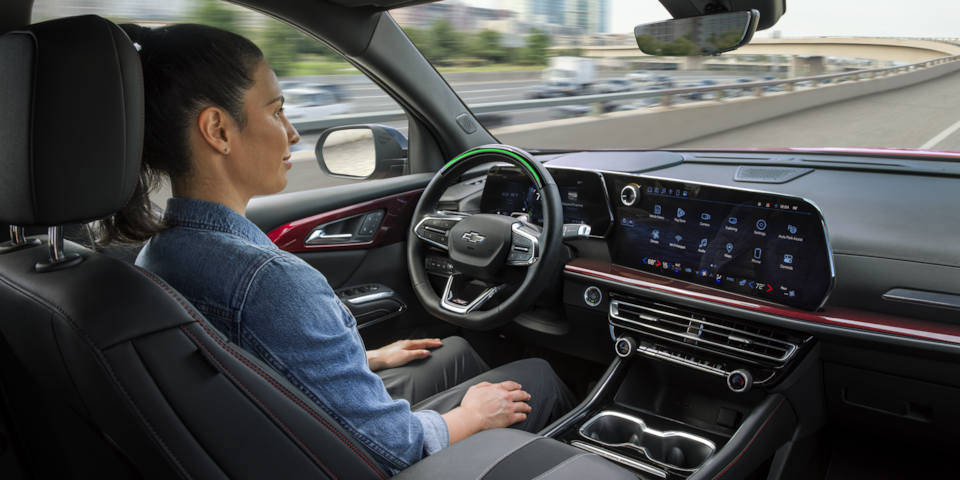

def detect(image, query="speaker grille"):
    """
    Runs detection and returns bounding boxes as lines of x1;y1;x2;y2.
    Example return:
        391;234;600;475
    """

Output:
455;113;478;134
734;166;813;183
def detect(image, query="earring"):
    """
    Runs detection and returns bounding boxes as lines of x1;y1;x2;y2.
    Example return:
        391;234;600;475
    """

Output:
224;148;230;154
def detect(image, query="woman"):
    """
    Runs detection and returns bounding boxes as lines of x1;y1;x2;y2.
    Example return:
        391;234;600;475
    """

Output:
101;23;577;475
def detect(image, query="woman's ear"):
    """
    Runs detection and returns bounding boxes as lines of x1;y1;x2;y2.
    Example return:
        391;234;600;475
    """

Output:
197;106;233;155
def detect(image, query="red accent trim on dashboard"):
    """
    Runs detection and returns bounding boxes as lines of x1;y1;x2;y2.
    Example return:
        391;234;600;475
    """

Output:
565;258;960;346
267;189;423;253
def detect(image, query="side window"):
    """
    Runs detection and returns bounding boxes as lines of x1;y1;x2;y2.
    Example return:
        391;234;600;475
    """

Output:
32;0;412;208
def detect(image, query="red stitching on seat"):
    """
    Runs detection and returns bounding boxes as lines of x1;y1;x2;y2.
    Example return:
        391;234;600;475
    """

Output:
135;267;388;480
712;397;785;480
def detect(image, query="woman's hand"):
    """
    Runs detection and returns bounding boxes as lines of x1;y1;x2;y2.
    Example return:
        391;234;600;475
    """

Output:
442;381;531;445
366;338;443;372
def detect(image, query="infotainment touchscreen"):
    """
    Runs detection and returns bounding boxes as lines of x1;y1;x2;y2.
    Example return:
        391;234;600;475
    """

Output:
611;176;833;310
479;166;612;236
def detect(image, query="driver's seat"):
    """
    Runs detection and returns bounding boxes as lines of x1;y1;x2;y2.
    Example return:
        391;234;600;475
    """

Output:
0;15;636;480
0;15;390;480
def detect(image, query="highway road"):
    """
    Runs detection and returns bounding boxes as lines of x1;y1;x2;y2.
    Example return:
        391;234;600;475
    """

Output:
150;69;960;207
668;69;960;152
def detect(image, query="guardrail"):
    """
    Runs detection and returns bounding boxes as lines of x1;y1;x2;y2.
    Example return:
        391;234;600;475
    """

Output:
289;54;960;134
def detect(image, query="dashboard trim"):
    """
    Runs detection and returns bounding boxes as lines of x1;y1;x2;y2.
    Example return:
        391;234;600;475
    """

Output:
566;258;960;347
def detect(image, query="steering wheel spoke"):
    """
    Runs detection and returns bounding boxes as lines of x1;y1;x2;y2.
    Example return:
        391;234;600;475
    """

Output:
440;274;507;314
505;222;540;267
414;214;465;250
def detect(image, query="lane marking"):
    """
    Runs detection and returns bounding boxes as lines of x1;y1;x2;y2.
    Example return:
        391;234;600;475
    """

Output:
920;118;960;150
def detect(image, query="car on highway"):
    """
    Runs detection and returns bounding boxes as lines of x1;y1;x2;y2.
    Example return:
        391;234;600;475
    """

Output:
626;70;652;81
281;87;353;120
598;78;634;93
524;80;581;98
4;1;960;480
652;74;676;87
682;79;719;100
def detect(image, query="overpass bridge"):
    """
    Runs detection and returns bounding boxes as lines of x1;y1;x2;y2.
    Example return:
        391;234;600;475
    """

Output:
569;37;960;76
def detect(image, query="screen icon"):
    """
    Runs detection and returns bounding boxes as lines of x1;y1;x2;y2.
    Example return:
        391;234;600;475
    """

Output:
654;188;660;193
787;225;797;234
647;187;652;193
685;268;692;273
715;274;723;284
783;254;793;264
789;290;796;297
726;243;733;253
699;239;708;248
754;248;762;259
627;219;634;227
728;217;738;225
756;219;767;231
668;189;673;195
675;190;681;196
621;217;628;225
652;230;659;239
675;235;682;242
677;208;685;218
699;269;709;277
654;205;661;215
739;279;747;286
701;213;711;221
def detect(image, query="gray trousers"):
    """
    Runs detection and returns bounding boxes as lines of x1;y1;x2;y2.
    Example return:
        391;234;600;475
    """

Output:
376;336;578;434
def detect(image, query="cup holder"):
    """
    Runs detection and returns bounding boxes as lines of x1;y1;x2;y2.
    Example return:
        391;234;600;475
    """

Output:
579;411;716;472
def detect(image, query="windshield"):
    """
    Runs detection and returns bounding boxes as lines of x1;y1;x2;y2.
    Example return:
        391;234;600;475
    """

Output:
391;0;960;154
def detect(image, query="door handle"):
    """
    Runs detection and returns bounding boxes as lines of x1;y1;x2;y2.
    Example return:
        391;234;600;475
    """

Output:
305;230;353;244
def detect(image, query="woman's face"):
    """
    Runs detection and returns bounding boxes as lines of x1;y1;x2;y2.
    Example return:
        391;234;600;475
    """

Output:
230;60;300;197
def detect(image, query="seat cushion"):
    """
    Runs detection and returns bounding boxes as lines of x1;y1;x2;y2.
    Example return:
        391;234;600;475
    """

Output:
393;429;636;480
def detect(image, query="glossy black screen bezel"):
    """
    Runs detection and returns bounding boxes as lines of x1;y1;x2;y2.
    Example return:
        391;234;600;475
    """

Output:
610;175;835;311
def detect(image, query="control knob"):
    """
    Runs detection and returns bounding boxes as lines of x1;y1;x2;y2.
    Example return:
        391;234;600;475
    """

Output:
620;184;640;206
726;369;754;393
615;336;638;358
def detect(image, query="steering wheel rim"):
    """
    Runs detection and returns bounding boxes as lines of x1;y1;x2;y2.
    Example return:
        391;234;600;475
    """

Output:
407;144;563;331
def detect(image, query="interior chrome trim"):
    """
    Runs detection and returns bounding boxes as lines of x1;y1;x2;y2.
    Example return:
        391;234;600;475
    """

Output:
578;411;716;473
10;225;25;244
506;222;540;266
569;441;668;478
413;214;465;251
305;230;353;244
348;291;397;305
439;274;506;314
48;226;65;261
610;299;798;363
540;357;628;438
635;343;727;378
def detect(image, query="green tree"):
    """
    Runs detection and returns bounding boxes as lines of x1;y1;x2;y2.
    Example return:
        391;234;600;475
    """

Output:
430;20;459;61
193;0;242;34
260;19;300;77
519;28;550;65
635;34;662;55
662;37;699;56
474;29;504;63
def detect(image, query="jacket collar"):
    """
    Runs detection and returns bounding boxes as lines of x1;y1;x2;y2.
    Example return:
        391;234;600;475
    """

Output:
162;198;276;248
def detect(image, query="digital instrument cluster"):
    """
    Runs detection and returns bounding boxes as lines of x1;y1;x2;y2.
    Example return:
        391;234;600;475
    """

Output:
610;176;834;310
479;166;613;236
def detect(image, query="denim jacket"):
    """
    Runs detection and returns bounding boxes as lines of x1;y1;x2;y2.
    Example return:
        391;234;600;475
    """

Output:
136;198;448;475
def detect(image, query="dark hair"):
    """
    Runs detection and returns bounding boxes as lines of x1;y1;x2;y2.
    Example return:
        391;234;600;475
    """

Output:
95;23;264;245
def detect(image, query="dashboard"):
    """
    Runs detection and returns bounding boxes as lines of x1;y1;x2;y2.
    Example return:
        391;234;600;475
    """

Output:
479;165;834;311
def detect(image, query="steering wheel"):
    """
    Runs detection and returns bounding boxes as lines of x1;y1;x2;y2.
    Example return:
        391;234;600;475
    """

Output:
407;144;562;330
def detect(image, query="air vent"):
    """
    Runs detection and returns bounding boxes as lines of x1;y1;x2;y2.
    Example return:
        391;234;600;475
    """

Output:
455;113;478;134
734;166;813;184
610;298;800;363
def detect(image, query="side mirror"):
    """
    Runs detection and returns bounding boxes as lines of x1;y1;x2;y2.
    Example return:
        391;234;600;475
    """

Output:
634;10;759;57
316;125;408;180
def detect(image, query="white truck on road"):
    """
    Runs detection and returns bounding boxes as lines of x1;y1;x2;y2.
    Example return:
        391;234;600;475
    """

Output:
541;57;596;93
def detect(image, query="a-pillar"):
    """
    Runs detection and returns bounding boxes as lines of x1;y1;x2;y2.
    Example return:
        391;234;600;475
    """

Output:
789;56;825;78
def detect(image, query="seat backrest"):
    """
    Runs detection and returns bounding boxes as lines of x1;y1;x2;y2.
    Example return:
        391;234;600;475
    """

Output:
0;15;388;480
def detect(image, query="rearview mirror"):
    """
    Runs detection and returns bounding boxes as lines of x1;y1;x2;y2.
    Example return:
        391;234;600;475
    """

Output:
316;125;408;180
634;10;759;56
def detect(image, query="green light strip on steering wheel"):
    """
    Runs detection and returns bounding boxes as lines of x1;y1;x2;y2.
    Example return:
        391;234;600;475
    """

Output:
441;148;543;188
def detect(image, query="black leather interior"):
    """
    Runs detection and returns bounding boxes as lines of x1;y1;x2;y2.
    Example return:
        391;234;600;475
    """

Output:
0;15;142;227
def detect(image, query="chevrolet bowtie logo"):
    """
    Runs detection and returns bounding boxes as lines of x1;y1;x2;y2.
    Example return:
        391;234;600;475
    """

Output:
461;232;486;244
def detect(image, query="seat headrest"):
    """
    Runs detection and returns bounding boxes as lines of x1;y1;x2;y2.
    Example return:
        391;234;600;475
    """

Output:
0;15;142;227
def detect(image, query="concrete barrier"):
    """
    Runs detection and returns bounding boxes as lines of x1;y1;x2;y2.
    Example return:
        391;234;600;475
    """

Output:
491;60;960;149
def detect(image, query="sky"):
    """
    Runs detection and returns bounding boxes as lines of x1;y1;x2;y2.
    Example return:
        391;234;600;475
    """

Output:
467;0;960;39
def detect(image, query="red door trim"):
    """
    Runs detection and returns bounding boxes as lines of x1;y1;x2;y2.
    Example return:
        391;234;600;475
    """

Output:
267;189;424;253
